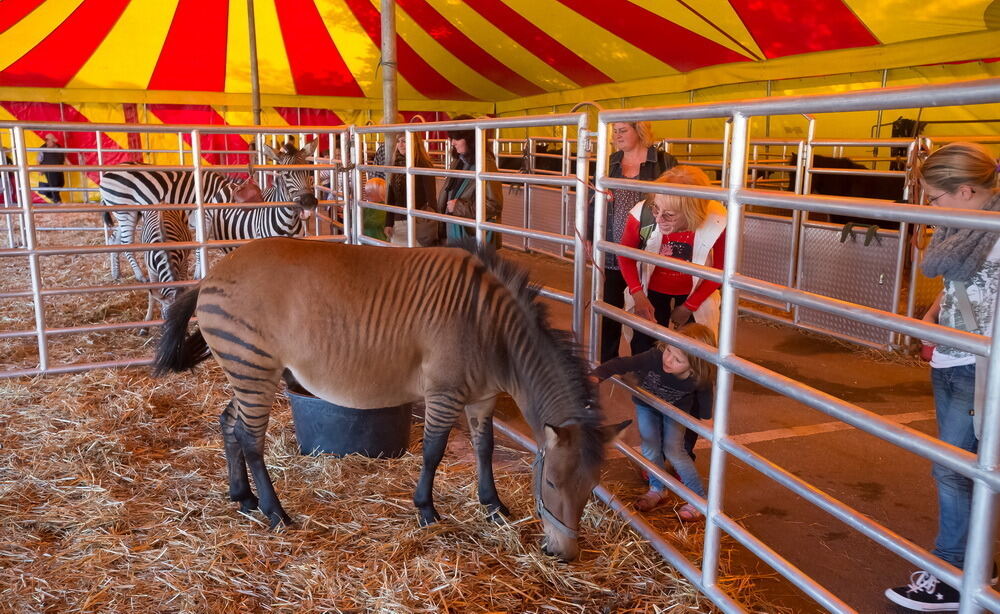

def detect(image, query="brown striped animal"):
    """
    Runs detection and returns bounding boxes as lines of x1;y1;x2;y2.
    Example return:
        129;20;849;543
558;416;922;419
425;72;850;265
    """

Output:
154;237;627;561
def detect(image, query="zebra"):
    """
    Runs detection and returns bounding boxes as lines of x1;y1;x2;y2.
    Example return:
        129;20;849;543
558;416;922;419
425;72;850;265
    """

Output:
138;207;192;335
100;139;319;280
203;140;319;253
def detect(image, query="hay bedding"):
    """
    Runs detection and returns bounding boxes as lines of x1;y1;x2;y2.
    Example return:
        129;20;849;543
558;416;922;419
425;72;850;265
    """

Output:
0;213;786;613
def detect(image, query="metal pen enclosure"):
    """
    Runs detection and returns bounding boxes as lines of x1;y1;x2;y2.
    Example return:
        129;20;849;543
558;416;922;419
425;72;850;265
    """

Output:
2;78;1000;612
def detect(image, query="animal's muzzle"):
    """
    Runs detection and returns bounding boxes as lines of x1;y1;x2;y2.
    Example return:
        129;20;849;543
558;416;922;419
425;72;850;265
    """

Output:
296;193;318;209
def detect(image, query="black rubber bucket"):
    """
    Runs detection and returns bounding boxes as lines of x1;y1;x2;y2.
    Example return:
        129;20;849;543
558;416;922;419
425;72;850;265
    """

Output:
286;389;411;458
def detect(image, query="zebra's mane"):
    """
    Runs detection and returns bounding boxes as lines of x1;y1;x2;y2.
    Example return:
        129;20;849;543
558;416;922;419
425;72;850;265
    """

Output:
449;238;606;467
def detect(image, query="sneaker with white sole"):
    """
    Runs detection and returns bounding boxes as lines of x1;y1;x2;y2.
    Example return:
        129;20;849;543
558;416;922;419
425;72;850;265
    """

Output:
885;571;960;612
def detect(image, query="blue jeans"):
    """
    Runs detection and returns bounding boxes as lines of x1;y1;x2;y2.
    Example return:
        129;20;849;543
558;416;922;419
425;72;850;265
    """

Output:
636;402;706;498
930;364;978;568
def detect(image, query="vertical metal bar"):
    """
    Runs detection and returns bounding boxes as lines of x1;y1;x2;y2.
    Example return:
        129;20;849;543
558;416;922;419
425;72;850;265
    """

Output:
177;132;185;166
405;129;416;247
190;130;208;279
702;112;749;587
588;119;610;364
959;297;1000;614
96;129;114;271
352;128;364;244
474;126;485;244
570;114;588;340
558;125;569;258
341;130;354;240
12;126;49;371
720;120;731;188
871;68;889;163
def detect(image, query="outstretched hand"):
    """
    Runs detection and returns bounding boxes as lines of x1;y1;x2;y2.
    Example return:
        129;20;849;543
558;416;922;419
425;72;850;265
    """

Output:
632;291;655;321
670;304;693;327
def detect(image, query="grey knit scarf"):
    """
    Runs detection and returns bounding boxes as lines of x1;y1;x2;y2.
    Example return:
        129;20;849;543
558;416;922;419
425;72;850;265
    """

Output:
922;191;1000;282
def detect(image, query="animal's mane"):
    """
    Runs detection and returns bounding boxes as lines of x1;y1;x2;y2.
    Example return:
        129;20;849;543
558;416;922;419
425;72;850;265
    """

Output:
449;238;606;467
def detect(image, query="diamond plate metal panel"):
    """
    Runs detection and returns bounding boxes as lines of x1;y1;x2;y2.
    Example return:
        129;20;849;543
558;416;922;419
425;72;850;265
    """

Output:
797;223;900;347
740;214;794;310
526;186;569;256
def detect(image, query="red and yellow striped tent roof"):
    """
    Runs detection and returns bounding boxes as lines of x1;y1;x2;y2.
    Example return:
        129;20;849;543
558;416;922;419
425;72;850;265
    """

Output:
1;0;998;115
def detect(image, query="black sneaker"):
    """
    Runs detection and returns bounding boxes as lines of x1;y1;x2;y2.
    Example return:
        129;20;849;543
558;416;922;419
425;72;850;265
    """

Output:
885;571;960;611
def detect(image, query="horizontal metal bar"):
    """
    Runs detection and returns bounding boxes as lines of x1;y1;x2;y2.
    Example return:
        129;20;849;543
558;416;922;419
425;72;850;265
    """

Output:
810;138;915;147
730;273;989;356
739;189;1000;231
354;113;586;134
0;120;348;135
536;286;572;304
711;514;854;613
720;433;962;591
721;353;1000;489
808;168;905;178
599;239;724;285
1;357;154;379
600;78;1000;121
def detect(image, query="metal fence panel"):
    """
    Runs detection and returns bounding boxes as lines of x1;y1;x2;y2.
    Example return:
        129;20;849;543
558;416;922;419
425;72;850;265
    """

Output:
796;222;900;346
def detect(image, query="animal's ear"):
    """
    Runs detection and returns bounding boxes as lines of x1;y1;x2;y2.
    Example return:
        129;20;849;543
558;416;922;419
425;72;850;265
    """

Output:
598;420;631;444
300;139;319;158
260;144;280;163
544;423;568;448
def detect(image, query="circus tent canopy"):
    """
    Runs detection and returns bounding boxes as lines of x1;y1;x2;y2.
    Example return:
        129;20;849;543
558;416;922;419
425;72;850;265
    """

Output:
1;0;998;115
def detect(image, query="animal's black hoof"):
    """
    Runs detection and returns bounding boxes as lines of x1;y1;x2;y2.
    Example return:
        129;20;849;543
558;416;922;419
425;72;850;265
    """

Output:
237;496;259;514
267;512;292;529
486;502;510;523
417;508;441;527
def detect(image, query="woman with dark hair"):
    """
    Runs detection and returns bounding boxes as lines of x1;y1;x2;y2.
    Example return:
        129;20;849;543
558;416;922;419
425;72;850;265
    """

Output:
437;115;504;248
384;131;440;246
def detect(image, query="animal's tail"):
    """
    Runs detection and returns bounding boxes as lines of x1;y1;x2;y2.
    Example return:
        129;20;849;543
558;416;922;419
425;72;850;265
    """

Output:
152;286;211;376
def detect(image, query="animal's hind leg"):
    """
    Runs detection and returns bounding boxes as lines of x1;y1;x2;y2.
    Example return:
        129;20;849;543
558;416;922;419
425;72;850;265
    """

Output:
464;397;509;521
229;380;292;529
219;400;258;513
413;391;465;526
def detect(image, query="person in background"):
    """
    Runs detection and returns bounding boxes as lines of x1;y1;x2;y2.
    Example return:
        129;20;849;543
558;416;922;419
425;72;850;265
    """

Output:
592;323;716;517
437;115;504;249
38;134;66;204
885;143;1000;612
384;131;440;247
362;177;388;242
591;121;676;362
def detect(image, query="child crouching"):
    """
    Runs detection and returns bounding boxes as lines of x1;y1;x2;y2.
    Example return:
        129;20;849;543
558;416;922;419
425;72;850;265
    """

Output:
592;323;716;519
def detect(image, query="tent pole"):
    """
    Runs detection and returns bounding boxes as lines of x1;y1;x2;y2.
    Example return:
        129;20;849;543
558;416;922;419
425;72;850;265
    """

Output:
247;0;262;126
381;0;398;154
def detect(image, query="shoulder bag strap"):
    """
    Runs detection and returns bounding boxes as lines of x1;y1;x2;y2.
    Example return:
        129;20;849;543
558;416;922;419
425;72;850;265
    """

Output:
954;281;988;438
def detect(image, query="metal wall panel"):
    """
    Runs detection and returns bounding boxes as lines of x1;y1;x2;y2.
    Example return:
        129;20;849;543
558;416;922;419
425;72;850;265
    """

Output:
740;213;794;310
796;222;900;346
526;186;569;256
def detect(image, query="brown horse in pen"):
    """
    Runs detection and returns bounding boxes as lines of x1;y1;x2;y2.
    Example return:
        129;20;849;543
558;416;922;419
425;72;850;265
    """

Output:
154;237;627;560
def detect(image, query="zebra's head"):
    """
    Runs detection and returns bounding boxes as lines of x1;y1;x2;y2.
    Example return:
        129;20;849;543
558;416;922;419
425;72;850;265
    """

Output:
262;140;319;218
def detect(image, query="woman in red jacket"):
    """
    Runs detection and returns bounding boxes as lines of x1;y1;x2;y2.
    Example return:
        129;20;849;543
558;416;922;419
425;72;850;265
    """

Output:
618;165;726;355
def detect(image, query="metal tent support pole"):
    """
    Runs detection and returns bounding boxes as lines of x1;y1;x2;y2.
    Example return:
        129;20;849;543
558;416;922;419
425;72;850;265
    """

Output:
247;0;262;126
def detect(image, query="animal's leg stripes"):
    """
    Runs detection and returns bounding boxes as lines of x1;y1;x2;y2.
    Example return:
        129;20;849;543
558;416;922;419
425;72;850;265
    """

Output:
413;391;466;526
229;379;291;528
219;400;258;514
464;397;509;521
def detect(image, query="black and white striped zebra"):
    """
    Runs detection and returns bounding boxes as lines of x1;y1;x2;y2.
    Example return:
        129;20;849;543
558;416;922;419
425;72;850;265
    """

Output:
101;167;231;282
138;207;192;334
204;140;319;251
100;140;319;280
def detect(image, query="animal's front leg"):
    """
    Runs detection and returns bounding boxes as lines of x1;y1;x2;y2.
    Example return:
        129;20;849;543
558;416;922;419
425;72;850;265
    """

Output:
465;397;509;521
413;392;463;526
